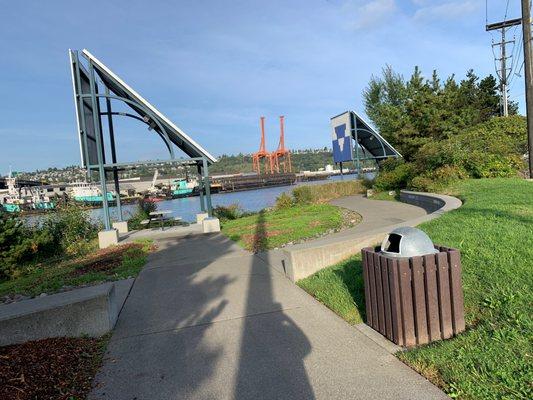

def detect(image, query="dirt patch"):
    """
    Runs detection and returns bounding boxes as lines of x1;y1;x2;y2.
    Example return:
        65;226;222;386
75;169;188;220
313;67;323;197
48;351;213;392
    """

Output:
242;229;293;252
309;220;322;228
71;243;142;276
0;337;107;400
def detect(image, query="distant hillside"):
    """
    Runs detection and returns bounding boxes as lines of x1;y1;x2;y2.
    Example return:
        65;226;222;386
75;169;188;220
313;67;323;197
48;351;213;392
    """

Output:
209;149;334;174
10;149;336;182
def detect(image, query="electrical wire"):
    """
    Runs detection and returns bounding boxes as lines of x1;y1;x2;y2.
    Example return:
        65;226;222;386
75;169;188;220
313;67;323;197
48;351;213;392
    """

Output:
504;0;510;22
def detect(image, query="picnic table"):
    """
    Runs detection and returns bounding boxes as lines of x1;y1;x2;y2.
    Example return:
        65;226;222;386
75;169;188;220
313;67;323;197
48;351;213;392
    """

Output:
140;210;181;230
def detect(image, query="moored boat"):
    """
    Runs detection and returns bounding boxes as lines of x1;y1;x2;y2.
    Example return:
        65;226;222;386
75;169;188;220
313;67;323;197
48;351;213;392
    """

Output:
69;182;115;205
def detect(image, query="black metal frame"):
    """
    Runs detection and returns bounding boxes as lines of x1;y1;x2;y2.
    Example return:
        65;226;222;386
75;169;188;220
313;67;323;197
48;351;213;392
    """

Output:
69;50;213;229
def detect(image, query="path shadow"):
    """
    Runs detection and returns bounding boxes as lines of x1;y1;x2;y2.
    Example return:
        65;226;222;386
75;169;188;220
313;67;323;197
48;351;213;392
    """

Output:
90;232;241;399
234;210;315;399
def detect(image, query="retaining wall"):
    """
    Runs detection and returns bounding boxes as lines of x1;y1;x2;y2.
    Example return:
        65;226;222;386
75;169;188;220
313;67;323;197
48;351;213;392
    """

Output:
282;191;462;282
0;279;133;346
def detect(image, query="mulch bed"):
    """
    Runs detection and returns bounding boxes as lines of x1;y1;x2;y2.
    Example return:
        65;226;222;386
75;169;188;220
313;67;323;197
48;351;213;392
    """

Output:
0;337;107;400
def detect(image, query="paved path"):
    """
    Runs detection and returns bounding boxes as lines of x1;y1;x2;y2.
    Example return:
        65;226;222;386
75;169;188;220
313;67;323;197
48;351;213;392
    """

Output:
259;195;428;273
302;194;427;246
90;230;447;399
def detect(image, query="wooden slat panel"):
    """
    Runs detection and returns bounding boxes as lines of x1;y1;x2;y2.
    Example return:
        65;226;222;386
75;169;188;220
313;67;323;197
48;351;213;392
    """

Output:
398;258;416;347
367;251;379;331
448;249;466;334
361;248;373;327
380;254;393;341
424;254;441;341
411;256;429;345
388;258;403;345
436;252;453;339
374;253;385;335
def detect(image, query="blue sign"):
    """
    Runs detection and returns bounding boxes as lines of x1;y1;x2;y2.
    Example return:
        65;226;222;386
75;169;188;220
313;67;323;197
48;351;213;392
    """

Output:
332;122;353;163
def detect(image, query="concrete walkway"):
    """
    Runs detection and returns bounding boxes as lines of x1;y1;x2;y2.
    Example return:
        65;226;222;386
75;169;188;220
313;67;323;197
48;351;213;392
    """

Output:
259;195;428;274
90;230;447;399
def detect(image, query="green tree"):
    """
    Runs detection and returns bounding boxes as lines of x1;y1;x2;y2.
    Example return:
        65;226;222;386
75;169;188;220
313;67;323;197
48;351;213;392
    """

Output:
363;66;507;161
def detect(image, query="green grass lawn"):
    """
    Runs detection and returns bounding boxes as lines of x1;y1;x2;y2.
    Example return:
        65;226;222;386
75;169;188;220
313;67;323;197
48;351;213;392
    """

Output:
0;239;154;298
221;204;356;252
298;178;533;399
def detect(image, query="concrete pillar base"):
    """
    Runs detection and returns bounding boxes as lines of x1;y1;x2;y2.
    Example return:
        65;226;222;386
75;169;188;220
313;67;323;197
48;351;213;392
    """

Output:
202;217;220;233
98;229;119;249
196;212;209;224
112;221;128;234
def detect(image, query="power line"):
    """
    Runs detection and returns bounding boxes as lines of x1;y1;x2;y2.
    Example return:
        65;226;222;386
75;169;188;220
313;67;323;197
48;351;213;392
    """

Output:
486;1;522;116
504;0;511;21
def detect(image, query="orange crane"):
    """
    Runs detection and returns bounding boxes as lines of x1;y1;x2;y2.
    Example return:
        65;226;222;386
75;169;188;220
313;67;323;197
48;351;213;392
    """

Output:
270;116;292;173
252;116;273;174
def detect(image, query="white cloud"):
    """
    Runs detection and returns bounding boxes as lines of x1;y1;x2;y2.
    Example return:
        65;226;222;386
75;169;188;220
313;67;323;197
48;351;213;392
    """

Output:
413;1;481;22
343;0;397;31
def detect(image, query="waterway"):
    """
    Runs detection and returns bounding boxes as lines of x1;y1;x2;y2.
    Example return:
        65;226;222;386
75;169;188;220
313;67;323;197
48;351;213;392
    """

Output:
91;173;372;223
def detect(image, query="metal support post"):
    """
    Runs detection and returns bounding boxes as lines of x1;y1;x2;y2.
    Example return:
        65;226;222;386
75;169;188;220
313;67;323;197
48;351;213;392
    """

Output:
202;157;213;217
105;87;123;221
88;60;111;230
197;164;206;213
522;0;533;177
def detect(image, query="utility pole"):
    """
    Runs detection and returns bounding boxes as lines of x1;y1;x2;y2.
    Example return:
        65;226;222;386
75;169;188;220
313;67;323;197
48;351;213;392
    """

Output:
521;0;533;177
501;26;509;116
486;18;521;116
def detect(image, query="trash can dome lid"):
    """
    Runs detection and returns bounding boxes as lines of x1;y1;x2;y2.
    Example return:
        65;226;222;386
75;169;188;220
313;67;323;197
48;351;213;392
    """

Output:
380;226;437;258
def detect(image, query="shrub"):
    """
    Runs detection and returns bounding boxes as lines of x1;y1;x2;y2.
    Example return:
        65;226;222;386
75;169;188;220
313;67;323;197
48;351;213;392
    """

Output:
127;199;158;230
0;214;57;280
213;204;242;221
42;205;99;254
379;157;405;172
293;181;364;205
361;176;375;190
374;161;415;191
293;186;314;205
372;116;527;191
415;116;526;180
409;165;468;192
409;175;436;192
275;192;294;209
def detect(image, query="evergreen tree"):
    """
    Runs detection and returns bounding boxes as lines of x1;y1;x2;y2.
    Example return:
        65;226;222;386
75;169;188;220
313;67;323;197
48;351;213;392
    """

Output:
363;66;508;160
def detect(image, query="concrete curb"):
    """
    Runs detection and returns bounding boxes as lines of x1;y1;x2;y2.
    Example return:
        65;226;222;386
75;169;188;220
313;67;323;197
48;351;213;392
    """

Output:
0;279;133;346
282;190;462;282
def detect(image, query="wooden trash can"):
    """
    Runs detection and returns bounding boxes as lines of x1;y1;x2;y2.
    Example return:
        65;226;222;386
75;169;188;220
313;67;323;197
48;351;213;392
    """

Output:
361;246;465;347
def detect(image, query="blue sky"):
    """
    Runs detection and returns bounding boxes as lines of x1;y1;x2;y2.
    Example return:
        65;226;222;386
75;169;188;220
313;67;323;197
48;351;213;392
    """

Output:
0;0;525;173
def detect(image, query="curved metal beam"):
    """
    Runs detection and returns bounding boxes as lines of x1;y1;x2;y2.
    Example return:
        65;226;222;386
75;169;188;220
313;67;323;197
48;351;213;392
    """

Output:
356;127;388;158
81;93;175;158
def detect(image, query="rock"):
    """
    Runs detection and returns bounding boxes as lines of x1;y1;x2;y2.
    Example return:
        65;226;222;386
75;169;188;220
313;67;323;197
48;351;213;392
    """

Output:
39;293;48;297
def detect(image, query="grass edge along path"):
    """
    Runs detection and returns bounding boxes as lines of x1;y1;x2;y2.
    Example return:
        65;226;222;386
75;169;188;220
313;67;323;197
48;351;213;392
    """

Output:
297;179;533;400
0;239;155;300
220;180;364;252
221;204;360;252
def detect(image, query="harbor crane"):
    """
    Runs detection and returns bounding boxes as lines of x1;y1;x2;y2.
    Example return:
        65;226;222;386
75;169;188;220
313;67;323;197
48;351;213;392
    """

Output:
270;116;292;173
252;117;273;174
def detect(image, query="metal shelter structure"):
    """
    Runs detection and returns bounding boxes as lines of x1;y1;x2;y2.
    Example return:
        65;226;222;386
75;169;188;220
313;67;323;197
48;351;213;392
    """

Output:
330;110;401;173
69;49;217;230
